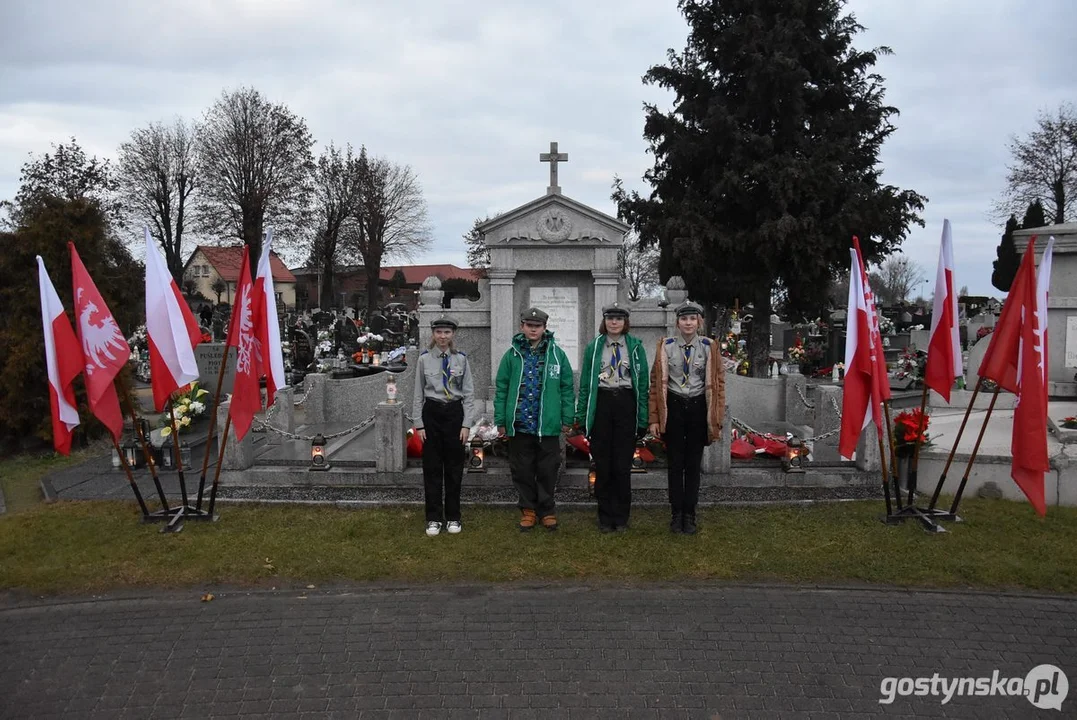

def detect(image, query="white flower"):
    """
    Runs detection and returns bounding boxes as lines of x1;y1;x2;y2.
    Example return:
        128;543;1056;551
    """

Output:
189;401;205;415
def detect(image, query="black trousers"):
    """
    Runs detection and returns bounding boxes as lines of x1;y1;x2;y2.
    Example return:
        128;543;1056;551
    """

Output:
421;399;465;522
509;432;561;516
665;392;707;515
590;388;636;527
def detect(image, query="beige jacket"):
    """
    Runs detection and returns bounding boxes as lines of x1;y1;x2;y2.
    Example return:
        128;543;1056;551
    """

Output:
647;336;726;445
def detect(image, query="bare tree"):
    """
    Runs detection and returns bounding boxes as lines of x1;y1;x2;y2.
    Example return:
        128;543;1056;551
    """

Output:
993;103;1077;224
618;232;660;300
196;87;315;262
308;143;365;308
868;254;925;305
117;119;198;284
344;156;432;311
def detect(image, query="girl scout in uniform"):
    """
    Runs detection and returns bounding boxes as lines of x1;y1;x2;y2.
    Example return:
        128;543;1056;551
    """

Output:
575;303;649;532
647;301;725;535
412;314;476;536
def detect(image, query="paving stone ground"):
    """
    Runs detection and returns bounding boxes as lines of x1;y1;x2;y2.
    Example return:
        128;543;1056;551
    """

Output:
1;584;1074;719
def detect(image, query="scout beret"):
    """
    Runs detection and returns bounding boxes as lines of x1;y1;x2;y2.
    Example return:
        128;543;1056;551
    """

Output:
675;301;704;317
521;307;549;323
602;302;629;318
430;314;458;329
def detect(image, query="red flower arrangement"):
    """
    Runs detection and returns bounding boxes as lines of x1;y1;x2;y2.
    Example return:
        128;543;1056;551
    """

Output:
892;408;932;455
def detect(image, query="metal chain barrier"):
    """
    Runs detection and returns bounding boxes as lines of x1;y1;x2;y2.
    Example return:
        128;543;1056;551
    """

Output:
252;413;376;441
730;415;764;437
292;382;313;407
796;384;815;409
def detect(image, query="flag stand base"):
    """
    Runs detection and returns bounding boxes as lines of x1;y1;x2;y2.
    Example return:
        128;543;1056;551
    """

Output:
880;504;961;533
149;505;219;533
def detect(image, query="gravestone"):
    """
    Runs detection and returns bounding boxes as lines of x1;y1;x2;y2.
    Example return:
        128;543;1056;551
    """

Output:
293;329;314;371
478;141;630;385
195;343;237;394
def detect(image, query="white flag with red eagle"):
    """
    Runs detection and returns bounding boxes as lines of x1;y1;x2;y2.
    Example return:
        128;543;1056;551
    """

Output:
70;242;130;440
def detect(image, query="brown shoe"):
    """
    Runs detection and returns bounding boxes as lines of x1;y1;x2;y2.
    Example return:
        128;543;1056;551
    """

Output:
541;514;559;531
519;508;537;532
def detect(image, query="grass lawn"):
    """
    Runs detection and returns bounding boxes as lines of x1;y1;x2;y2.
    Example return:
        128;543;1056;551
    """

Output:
2;496;1076;595
0;443;109;514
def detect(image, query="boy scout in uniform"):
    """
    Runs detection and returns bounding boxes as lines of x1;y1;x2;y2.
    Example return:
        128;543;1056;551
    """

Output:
413;314;476;536
647;301;725;535
493;307;575;532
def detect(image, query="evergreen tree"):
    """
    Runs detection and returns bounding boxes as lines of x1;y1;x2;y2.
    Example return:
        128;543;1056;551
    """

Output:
613;0;925;376
991;214;1021;292
1021;199;1047;229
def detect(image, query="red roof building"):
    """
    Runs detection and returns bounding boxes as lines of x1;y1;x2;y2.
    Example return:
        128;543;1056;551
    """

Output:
183;245;298;308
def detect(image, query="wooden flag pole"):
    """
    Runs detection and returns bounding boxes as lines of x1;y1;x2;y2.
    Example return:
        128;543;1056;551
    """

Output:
195;344;231;511
948;385;1002;516
111;432;149;517
206;412;233;518
876;408;894;517
926;378;983;512
908;383;931;506
117;376;171;515
882;401;904;511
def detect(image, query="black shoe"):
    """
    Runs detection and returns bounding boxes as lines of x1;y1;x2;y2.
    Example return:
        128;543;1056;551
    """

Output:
670;513;683;534
682;513;698;535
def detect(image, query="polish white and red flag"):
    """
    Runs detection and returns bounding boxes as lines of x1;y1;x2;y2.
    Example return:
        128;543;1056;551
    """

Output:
838;238;891;459
254;229;287;408
70;243;129;440
923;219;962;403
226;247;263;441
37;256;82;455
144;228;202;411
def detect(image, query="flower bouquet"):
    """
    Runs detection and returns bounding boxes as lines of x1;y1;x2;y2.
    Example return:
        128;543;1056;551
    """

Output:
1060;416;1077;430
892;408;932;457
788;337;807;364
159;382;210;439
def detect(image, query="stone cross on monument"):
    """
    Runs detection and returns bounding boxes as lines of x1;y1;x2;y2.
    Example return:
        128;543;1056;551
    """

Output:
539;141;568;195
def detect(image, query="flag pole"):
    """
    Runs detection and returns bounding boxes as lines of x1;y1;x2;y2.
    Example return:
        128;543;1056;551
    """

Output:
163;399;192;532
882;401;904;511
875;408;894;517
926;378;983;513
948;384;1002;516
908;383;931;506
195;343;232;511
206;412;232;518
111;432;149;517
116;372;171;516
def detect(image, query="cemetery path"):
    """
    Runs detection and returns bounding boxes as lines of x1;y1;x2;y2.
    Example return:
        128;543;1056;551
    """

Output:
1;584;1073;719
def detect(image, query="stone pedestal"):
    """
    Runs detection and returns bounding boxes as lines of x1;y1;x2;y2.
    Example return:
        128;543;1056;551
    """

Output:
784;373;812;427
855;421;882;472
375;401;406;473
813;385;843;463
264;386;294;446
701;415;732;478
217;400;253;470
304;373;328;424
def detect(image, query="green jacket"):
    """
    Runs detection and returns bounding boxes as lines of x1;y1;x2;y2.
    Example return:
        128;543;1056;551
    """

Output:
574;333;649;436
494;331;575;438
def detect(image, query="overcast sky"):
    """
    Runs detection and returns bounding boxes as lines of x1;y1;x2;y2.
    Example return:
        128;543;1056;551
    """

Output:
3;0;1075;298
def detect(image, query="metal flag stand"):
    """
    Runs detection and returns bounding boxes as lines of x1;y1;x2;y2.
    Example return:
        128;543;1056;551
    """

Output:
878;397;948;533
161;392;218;533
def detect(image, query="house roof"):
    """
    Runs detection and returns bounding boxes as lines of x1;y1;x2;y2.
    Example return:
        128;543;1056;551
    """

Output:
188;245;297;283
379;264;479;284
289;263;480;284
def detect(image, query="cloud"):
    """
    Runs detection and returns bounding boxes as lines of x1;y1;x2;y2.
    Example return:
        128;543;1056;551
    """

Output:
1;0;1074;297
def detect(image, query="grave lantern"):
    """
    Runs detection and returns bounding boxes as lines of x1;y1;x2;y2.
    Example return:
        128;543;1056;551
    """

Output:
782;437;806;473
631;444;646;473
385;374;398;403
588;463;597;496
122;439;143;469
310;433;329;471
467;438;486;473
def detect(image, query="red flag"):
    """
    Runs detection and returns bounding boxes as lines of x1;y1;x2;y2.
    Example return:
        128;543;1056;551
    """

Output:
924;220;962;402
999;240;1049;515
69;243;129;440
839;239;890;459
226;247;263;441
37;256;82;455
254;230;286;408
145;229;202;411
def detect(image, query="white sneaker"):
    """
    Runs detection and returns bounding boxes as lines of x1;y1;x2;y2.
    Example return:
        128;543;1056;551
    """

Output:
425;521;442;536
446;521;462;534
